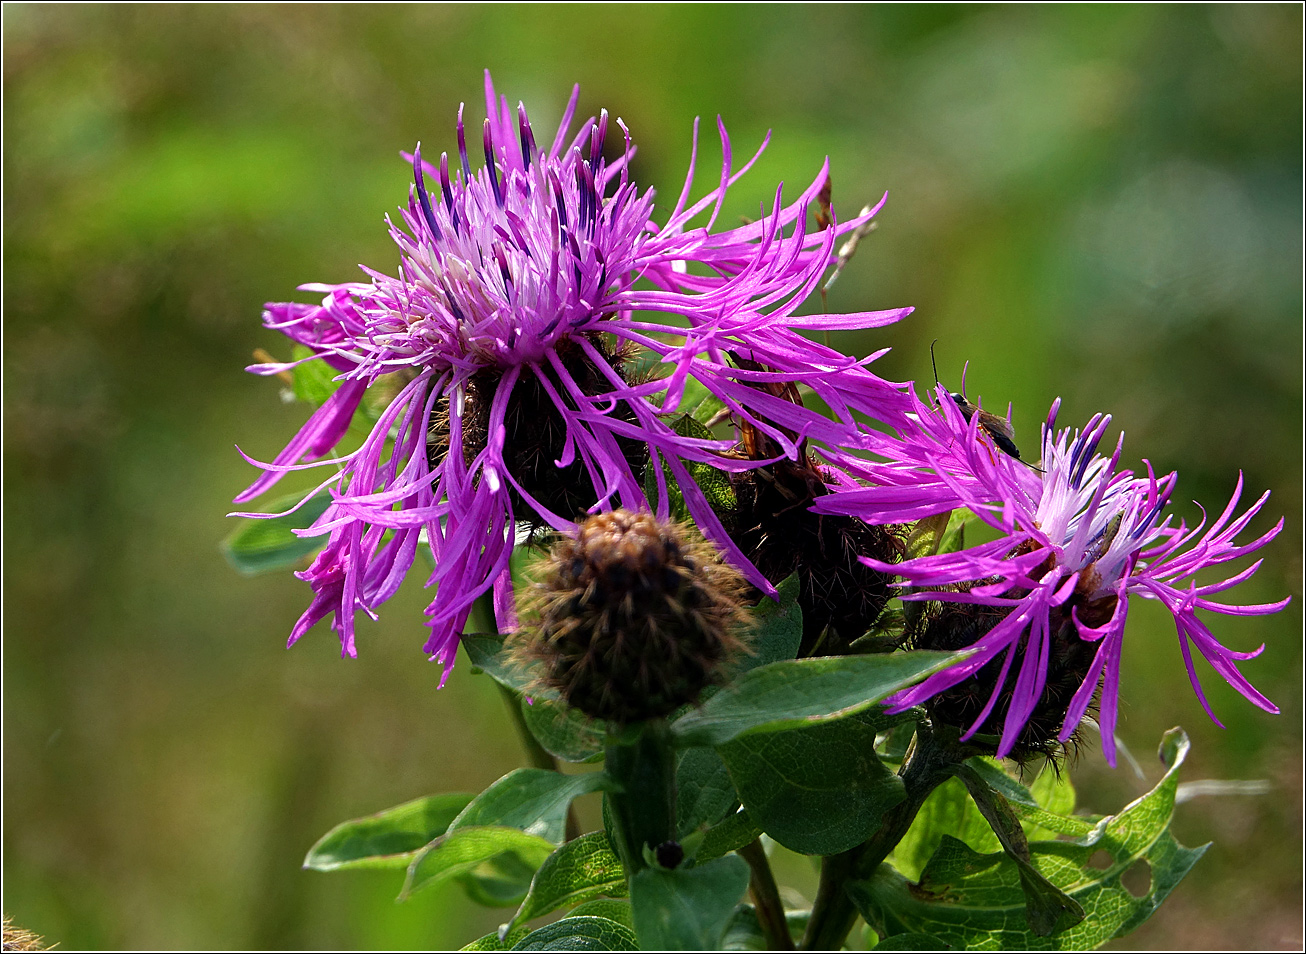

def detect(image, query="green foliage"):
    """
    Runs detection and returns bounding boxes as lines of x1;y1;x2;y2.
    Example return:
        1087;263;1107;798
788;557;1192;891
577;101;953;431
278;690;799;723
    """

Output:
675;747;737;837
303;792;474;871
221;489;333;575
848;729;1206;949
450;769;609;845
719;710;907;856
520;697;605;763
670;651;966;748
642;413;737;522
402;827;555;901
629;855;751;951
694;810;762;865
289;344;342;405
511;916;639;951
509;832;627;931
735;574;803;672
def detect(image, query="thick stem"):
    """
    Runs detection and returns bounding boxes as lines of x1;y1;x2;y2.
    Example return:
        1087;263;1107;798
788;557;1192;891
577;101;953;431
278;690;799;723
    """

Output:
800;725;959;950
740;838;796;951
603;719;677;876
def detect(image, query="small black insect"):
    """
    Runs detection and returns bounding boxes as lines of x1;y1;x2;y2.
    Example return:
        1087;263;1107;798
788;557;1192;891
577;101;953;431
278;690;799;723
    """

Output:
930;339;1041;471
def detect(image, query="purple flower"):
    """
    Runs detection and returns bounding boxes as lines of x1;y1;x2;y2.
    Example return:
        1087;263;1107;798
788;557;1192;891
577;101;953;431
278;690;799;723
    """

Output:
234;72;913;679
817;386;1288;765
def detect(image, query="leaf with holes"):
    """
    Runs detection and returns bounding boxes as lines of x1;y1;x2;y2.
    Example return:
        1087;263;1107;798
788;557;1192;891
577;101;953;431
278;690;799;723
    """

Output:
849;728;1206;949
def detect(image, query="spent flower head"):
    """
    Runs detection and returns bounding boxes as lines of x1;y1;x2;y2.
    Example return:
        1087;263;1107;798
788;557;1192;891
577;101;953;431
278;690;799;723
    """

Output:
817;386;1288;764
234;72;913;679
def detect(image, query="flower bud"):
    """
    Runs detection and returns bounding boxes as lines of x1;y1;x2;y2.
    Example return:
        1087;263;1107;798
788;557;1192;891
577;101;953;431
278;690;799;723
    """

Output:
521;510;748;723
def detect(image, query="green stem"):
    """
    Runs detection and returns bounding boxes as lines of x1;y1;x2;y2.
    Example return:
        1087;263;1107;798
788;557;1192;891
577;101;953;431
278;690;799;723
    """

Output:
739;837;795;951
603;719;677;876
800;724;959;950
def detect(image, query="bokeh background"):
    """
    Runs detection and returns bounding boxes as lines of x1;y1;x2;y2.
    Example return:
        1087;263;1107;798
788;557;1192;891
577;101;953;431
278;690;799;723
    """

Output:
4;4;1301;949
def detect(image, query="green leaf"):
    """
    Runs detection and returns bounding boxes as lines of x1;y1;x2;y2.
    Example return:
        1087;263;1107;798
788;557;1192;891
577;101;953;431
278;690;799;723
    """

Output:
891;777;1000;882
303;792;474;871
869;933;954;951
521;697;605;763
221;489;333;575
461;632;546;697
670;651;967;748
722;905;811;951
643;413;736;522
461;925;532;951
569;899;635;930
290;344;343;405
675;747;738;837
719;710;906;856
736;574;803;673
458;848;549;908
630;854;750;950
962;759;1096;839
452;768;609;845
695;809;762;864
402;826;554;899
509;832;627;931
849;728;1206;949
951;764;1085;936
510;916;639;951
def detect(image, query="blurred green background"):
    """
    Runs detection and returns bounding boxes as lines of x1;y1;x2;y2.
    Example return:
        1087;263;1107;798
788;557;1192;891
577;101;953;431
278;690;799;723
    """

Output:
4;4;1300;949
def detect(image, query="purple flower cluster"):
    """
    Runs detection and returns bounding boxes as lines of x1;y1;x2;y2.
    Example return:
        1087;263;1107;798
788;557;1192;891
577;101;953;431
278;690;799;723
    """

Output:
238;73;1285;759
817;386;1286;764
235;72;910;678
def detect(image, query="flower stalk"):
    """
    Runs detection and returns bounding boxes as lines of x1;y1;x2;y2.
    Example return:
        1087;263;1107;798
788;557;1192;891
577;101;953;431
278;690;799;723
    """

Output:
603;719;678;876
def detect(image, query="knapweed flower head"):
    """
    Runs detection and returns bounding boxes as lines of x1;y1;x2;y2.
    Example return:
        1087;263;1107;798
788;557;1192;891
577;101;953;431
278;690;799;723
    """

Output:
817;386;1288;764
518;509;748;723
235;72;914;680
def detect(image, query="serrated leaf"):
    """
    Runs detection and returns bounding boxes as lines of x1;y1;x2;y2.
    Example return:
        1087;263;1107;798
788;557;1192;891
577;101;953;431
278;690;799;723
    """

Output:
221;489;333;575
303;792;474;871
510;915;639;951
719;710;906;856
736;574;803;673
670;651;967;748
521;697;605;763
952;764;1085;936
402;826;554;899
850;728;1206;949
509;832;627;931
676;747;738;837
452;768;609;845
630;854;750;951
963;759;1096;839
643;413;736;522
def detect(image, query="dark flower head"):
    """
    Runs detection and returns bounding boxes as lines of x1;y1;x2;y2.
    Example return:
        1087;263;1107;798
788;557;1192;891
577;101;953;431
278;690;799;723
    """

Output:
519;510;748;723
234;73;913;679
818;388;1288;765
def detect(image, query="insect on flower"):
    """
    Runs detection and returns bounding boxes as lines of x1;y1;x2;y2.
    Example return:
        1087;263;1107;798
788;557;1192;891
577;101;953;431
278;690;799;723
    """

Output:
929;339;1039;471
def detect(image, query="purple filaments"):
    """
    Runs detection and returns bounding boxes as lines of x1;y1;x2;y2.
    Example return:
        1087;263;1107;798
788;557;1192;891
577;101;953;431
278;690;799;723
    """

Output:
820;389;1288;765
235;71;914;680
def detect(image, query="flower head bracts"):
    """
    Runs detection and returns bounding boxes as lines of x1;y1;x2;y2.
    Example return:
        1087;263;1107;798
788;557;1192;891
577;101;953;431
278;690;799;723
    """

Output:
823;391;1287;765
234;72;914;679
